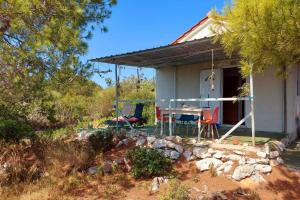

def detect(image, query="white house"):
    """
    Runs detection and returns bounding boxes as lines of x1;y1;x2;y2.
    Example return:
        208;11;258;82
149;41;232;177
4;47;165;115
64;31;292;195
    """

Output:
92;14;300;141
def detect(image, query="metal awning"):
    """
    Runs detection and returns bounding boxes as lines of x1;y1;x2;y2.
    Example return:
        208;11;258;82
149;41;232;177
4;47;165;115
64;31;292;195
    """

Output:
91;38;236;68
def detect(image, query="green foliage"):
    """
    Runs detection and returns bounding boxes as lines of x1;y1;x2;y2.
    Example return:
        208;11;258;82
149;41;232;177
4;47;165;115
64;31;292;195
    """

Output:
0;0;116;127
126;147;173;179
88;129;114;152
211;0;300;77
160;179;190;200
0;119;33;142
119;75;155;125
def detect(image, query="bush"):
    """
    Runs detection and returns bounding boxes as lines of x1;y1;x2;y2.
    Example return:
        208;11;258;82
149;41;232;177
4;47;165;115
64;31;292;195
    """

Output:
0;119;33;142
126;147;173;179
45;140;94;177
88;129;114;152
0;140;42;186
160;179;190;200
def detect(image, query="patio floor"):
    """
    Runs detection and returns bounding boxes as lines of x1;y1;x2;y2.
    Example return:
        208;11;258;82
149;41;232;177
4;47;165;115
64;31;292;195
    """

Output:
135;124;286;146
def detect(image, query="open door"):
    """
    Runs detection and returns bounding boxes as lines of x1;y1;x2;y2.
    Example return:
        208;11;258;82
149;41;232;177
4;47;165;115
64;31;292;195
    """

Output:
223;68;245;125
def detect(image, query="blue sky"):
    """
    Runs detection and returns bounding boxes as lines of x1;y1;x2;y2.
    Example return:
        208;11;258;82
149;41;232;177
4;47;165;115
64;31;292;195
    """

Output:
85;0;227;87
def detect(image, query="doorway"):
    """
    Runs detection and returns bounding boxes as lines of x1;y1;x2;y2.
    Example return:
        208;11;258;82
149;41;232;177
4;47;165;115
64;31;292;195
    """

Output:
223;68;245;125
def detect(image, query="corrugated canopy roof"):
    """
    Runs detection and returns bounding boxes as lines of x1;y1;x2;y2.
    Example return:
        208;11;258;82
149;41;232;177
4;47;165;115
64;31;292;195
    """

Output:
90;38;234;68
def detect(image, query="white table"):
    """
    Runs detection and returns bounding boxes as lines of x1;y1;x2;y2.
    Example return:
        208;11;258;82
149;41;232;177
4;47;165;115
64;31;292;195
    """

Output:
160;107;209;141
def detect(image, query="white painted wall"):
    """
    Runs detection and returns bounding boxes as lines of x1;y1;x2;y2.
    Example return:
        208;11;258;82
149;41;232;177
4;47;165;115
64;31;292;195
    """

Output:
156;63;298;135
156;67;176;108
176;65;200;101
245;68;284;133
286;66;298;139
178;19;213;43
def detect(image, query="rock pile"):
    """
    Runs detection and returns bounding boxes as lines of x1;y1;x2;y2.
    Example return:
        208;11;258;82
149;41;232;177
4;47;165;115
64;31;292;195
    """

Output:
111;133;285;183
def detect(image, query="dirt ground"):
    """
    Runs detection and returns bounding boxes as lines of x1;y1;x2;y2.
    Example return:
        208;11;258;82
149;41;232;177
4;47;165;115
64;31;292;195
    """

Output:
13;142;300;200
90;144;300;200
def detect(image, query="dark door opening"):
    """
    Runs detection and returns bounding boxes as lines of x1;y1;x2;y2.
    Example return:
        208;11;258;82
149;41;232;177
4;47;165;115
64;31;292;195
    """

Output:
223;68;245;125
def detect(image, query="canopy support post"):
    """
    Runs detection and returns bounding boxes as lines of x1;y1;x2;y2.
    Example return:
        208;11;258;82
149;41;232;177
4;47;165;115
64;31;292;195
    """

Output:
115;64;119;133
250;64;255;146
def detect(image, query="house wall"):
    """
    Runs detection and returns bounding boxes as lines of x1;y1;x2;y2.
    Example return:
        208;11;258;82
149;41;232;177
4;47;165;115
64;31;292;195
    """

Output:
156;67;176;108
176;65;200;102
180;19;213;42
245;68;284;133
156;63;297;135
286;66;298;139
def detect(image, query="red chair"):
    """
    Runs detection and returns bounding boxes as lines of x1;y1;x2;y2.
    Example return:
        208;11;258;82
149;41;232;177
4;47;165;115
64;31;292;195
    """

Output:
155;106;176;135
198;107;220;140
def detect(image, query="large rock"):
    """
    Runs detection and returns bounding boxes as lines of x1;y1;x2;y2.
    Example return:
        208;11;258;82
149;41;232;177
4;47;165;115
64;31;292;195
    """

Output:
269;157;284;167
234;150;245;156
183;150;194;161
165;136;176;142
166;140;176;149
201;152;212;159
269;151;280;159
150;177;168;193
232;164;255;181
153;139;167;149
257;151;267;158
193;147;208;158
223;154;242;161
115;141;123;148
255;164;272;173
247;158;270;165
195;158;223;172
238;157;246;165
147;136;156;144
213;151;224;159
102;161;113;173
136;138;146;146
87;166;98;175
174;144;184;153
170;150;180;160
217;161;233;174
175;136;183;143
122;138;130;146
163;149;172;158
249;172;266;183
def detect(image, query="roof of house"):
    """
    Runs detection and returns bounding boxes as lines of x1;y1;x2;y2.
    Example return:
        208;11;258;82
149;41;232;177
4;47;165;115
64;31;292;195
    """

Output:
171;15;209;45
91;38;234;68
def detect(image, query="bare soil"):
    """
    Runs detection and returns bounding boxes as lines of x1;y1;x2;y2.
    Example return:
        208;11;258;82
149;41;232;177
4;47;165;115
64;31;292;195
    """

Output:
6;141;300;200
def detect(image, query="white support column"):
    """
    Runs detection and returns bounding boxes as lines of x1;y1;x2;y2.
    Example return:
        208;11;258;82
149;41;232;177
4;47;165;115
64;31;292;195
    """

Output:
250;66;256;146
115;64;119;133
169;101;172;136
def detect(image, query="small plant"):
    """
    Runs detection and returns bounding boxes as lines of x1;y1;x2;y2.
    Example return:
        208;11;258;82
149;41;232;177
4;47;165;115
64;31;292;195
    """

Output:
103;184;125;200
45;141;94;177
208;163;217;177
249;190;261;200
192;176;199;183
0;119;33;142
160;179;190;200
126;147;173;179
88;129;114;152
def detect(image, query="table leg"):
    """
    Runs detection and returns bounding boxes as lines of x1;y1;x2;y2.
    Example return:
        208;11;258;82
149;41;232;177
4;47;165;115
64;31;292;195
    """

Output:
169;113;172;136
197;113;201;141
160;121;163;136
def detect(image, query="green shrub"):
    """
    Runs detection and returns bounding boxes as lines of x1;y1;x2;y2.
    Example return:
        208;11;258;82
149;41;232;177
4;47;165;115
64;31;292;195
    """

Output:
126;147;173;179
160;179;190;200
88;129;114;152
0;119;33;142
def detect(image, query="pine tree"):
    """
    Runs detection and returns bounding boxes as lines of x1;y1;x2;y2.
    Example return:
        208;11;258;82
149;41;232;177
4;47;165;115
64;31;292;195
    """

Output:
211;0;300;78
